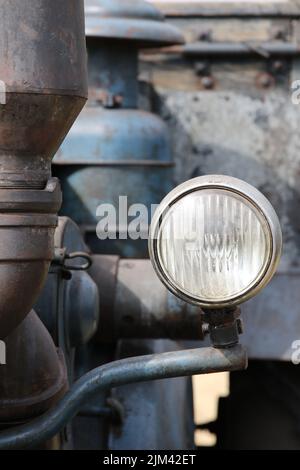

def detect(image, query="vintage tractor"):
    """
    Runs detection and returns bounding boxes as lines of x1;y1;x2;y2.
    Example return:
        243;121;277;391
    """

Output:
0;0;287;451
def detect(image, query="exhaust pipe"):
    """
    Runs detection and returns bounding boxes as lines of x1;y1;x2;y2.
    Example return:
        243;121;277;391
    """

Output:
0;311;67;427
0;0;88;337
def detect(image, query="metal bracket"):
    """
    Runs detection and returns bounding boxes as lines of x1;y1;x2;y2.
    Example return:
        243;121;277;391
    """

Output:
202;307;243;349
184;41;300;58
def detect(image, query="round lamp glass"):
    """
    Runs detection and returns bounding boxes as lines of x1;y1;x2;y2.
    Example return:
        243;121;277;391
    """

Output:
156;188;271;304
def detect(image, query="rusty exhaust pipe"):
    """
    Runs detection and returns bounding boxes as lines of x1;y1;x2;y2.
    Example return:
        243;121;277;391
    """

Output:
0;0;88;338
0;311;67;428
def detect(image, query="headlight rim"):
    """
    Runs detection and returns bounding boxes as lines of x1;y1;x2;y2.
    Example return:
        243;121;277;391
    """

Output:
149;175;282;309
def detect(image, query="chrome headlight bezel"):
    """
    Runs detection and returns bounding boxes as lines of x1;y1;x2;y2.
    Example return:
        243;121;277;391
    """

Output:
149;175;282;309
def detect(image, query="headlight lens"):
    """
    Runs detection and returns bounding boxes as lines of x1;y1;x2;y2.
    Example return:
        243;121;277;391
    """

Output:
149;175;282;308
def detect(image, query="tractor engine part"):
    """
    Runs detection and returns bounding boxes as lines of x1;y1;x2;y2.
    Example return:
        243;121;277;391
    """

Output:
0;0;88;337
89;255;204;342
0;311;67;440
53;0;184;258
35;217;99;381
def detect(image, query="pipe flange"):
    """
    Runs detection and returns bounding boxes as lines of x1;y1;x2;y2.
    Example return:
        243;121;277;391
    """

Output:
0;178;62;213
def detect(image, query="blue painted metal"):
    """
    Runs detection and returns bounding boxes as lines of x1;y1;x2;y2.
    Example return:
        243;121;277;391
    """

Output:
53;0;184;257
55;110;173;222
84;0;183;46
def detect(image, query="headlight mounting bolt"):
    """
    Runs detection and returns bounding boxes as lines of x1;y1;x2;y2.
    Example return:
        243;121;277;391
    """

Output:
202;307;243;349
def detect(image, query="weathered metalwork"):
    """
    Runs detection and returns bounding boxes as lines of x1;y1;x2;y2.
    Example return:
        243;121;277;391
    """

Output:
89;256;204;341
0;0;88;337
54;0;184;257
0;179;61;339
140;3;300;360
241;271;300;360
85;0;184;45
152;1;300;18
156;41;300;59
35;217;99;381
0;311;67;425
72;267;199;450
0;344;247;449
0;0;87;188
202;308;242;349
184;41;300;58
109;339;194;450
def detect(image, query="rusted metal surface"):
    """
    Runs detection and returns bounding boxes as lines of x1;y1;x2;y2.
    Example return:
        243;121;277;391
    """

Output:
203;308;241;349
0;344;247;449
54;0;183;257
152;82;299;272
0;0;88;188
151;1;300;18
140;12;294;91
0;0;88;337
157;41;300;58
139;8;300;359
115;259;204;340
184;41;300;57
0;311;67;425
89;256;203;341
0;179;61;340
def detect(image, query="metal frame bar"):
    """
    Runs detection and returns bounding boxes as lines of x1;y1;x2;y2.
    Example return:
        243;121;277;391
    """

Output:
184;41;300;58
0;345;247;449
150;2;300;18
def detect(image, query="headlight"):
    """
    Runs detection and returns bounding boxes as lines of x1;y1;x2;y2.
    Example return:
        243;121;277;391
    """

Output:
149;175;282;309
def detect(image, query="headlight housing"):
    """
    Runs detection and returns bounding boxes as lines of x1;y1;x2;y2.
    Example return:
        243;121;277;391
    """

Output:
149;175;282;309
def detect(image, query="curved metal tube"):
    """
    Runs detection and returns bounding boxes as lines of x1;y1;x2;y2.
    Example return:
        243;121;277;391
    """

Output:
0;345;247;449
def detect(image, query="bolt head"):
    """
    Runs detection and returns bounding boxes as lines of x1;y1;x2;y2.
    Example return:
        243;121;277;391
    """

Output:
201;76;215;89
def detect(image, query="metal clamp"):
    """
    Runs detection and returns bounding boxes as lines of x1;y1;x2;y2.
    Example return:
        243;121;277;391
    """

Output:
53;248;92;271
79;398;124;426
